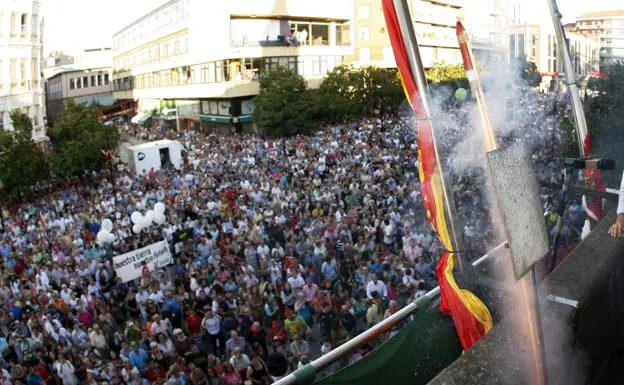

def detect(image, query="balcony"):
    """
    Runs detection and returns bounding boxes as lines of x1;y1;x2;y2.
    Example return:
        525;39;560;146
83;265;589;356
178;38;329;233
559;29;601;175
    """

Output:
427;0;464;8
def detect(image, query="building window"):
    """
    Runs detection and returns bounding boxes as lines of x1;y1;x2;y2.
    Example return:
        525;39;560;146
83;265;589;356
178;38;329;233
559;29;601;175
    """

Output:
31;15;37;36
10;13;16;35
0;112;4;130
336;22;351;46
77;78;82;89
216;61;224;82
359;47;371;63
70;78;75;90
358;5;370;20
518;33;525;56
20;59;26;82
10;59;16;83
20;14;27;33
311;24;329;46
382;46;394;62
91;75;96;87
83;76;88;88
358;26;370;41
371;47;383;61
104;74;109;84
30;59;37;80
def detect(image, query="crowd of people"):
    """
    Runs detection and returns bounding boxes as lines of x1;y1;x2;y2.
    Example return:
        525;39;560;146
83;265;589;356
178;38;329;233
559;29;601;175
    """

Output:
0;89;582;385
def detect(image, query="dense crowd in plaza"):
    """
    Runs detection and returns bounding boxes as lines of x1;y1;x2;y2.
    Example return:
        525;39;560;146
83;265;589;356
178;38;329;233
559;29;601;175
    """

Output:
0;90;582;385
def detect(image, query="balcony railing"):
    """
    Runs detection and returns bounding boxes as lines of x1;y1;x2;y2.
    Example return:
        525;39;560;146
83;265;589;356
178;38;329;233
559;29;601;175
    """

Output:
231;37;335;48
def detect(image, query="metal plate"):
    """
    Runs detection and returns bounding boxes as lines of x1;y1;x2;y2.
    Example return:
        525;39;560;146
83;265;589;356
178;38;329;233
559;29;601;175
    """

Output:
486;142;550;279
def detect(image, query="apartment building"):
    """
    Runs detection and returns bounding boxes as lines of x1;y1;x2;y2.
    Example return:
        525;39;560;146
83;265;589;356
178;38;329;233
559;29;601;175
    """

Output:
463;0;509;63
113;0;354;133
574;10;624;66
0;0;45;141
350;0;464;68
46;67;113;124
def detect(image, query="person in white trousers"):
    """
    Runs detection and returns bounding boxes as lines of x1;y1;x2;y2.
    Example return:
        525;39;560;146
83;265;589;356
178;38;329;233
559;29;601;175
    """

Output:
608;170;624;238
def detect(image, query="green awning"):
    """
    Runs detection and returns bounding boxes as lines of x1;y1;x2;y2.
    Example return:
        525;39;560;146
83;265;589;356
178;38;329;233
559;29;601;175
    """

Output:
131;112;154;126
238;114;253;123
200;114;231;124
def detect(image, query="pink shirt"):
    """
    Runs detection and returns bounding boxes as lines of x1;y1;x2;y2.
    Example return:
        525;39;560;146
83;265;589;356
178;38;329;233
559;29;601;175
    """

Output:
302;283;319;303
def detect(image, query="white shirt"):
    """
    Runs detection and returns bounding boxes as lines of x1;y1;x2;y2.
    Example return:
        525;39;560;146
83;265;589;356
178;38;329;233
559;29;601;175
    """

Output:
149;291;165;304
618;170;624;214
366;280;388;299
136;290;149;304
288;275;305;291
151;320;171;336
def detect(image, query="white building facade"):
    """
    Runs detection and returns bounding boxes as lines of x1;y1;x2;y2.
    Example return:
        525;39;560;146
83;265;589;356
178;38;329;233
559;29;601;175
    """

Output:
0;0;46;141
113;0;354;133
463;0;509;63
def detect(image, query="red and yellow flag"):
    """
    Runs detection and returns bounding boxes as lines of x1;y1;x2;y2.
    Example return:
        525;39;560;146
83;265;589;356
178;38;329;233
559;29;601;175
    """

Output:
381;0;493;350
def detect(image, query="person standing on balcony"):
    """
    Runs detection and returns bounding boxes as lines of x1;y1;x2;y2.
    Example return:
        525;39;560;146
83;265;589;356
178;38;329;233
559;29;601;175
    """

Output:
608;170;624;238
300;28;308;46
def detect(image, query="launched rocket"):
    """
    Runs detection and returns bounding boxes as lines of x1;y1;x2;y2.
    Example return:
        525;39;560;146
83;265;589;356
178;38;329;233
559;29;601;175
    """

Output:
455;20;497;152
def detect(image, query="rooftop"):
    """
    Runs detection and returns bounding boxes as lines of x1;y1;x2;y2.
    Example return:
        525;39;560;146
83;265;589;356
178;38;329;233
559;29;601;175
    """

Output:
577;10;624;19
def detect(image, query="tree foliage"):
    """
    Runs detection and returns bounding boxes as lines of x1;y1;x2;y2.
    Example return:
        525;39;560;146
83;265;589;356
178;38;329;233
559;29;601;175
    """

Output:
48;99;120;177
0;111;49;199
425;63;467;84
583;62;624;171
317;65;404;120
253;66;314;137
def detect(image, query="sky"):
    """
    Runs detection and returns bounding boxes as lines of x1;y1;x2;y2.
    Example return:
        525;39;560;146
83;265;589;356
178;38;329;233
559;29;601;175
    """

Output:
42;0;169;55
42;0;624;56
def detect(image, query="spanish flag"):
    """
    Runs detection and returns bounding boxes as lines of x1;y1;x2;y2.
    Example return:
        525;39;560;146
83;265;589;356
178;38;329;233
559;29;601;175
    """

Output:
381;0;493;350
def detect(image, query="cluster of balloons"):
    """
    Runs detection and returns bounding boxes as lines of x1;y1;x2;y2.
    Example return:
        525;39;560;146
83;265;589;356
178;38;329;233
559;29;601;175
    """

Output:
131;202;167;234
96;219;116;245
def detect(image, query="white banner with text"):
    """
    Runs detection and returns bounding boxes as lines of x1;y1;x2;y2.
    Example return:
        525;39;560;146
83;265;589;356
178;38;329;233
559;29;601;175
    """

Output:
113;241;172;282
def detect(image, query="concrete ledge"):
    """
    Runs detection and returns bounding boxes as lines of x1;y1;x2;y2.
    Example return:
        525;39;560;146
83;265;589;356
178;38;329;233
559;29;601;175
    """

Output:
427;211;624;385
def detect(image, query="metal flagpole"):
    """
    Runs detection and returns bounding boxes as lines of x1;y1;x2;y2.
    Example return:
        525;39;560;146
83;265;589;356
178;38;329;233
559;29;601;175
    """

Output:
546;0;588;157
456;20;549;385
393;0;466;270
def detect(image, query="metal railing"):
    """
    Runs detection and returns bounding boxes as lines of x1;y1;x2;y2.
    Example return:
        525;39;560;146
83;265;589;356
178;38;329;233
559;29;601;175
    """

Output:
272;241;505;385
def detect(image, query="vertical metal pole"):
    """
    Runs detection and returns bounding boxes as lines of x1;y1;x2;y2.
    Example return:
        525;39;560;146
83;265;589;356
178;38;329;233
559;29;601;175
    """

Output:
546;0;588;157
393;0;466;270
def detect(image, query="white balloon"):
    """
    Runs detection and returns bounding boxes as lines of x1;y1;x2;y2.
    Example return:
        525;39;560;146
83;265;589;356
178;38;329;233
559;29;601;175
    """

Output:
101;219;113;232
132;224;142;234
154;212;166;225
146;210;156;224
105;232;116;243
96;230;107;243
131;212;142;224
139;216;152;229
154;202;165;214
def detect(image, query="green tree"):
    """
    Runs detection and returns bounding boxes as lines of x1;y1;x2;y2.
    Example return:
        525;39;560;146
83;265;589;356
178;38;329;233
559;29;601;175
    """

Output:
253;66;313;137
0;111;49;199
361;66;404;116
583;62;624;169
318;65;404;120
48;99;120;177
318;65;362;119
425;63;467;84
